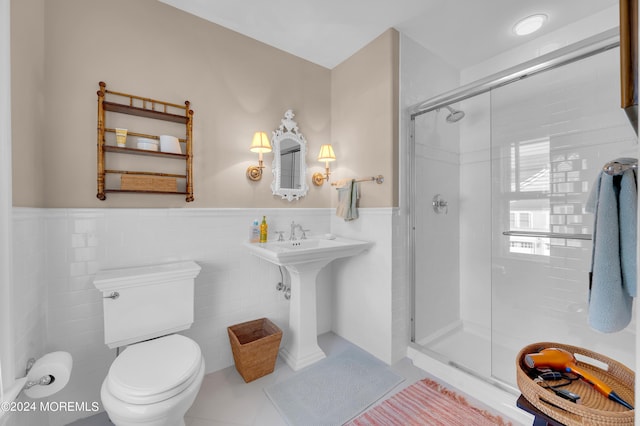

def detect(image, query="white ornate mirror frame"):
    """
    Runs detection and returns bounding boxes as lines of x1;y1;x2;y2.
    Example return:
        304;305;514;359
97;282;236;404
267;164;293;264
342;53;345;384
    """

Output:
271;110;309;201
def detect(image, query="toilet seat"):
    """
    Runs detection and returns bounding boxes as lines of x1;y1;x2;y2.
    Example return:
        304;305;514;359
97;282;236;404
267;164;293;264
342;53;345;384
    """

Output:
106;334;202;405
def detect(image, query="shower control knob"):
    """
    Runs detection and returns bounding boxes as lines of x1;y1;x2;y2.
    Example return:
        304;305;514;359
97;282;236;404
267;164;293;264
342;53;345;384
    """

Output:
103;291;119;300
432;194;448;214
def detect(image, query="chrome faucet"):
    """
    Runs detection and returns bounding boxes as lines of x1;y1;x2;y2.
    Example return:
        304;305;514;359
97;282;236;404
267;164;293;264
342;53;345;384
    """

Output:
289;221;308;241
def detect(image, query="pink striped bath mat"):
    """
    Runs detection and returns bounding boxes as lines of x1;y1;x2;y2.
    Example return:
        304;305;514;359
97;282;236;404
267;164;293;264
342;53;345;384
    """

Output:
346;378;512;426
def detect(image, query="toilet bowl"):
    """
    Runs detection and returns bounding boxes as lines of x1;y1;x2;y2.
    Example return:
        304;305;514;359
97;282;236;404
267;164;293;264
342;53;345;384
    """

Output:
101;334;204;426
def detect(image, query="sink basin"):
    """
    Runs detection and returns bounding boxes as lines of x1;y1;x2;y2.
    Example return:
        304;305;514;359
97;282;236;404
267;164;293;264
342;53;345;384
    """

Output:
245;235;372;370
244;236;372;265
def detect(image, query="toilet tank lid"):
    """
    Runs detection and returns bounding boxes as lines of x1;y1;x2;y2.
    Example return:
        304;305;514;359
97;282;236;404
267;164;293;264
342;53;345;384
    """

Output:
93;261;201;292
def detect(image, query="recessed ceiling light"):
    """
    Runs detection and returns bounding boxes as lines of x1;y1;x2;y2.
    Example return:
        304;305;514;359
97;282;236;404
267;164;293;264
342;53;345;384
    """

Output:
513;14;548;36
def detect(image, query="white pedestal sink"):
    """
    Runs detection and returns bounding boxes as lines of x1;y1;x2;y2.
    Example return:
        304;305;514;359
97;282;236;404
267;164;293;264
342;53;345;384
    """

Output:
244;236;372;370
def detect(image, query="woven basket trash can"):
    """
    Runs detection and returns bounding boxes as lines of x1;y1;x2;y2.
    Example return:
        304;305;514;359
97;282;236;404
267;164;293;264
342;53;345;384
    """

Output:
227;318;283;383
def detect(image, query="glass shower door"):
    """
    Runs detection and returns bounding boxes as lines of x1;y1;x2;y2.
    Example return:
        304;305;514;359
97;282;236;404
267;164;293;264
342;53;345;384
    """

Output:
413;91;493;379
489;47;637;387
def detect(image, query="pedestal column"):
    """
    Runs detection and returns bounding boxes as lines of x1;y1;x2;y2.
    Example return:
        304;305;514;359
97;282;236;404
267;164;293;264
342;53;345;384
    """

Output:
279;260;331;370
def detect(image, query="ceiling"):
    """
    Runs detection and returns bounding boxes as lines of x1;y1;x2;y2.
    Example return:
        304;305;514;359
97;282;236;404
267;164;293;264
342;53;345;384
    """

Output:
159;0;618;69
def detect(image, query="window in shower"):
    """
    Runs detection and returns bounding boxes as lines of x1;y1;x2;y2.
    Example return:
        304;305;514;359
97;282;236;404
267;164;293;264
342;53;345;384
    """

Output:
505;138;551;257
502;134;593;258
509;138;550;193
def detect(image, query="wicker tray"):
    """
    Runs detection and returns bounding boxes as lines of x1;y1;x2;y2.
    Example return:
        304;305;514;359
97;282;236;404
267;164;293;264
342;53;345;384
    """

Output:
516;342;634;426
228;318;282;383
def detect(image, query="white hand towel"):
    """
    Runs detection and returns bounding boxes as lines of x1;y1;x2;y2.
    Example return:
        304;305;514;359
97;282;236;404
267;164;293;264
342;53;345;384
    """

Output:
336;180;359;221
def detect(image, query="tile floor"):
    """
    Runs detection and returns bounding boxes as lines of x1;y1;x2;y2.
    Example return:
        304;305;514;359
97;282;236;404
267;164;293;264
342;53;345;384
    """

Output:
69;332;510;426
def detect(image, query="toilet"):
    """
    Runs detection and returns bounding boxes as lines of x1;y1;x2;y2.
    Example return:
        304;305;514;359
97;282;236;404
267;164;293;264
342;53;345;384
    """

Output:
93;261;204;426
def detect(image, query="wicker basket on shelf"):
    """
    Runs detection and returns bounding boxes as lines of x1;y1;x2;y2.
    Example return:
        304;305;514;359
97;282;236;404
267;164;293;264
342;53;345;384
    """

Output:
121;174;177;192
516;342;634;426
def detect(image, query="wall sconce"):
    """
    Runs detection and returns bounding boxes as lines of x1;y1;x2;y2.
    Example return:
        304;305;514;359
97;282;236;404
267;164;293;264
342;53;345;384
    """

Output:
312;144;336;186
246;131;272;181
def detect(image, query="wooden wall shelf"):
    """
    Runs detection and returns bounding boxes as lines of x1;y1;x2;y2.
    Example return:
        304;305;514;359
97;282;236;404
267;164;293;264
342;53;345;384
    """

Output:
96;82;194;202
103;101;188;124
103;145;187;159
105;189;189;195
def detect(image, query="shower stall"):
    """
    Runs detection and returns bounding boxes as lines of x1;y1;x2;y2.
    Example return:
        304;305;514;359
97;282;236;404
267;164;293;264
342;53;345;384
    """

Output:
408;28;637;401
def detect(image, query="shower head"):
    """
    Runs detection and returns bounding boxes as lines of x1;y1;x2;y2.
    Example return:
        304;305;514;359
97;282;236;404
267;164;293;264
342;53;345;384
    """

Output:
444;106;465;123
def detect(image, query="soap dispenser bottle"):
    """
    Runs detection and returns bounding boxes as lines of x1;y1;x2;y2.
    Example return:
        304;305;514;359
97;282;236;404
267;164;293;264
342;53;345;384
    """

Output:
250;219;260;243
259;216;268;243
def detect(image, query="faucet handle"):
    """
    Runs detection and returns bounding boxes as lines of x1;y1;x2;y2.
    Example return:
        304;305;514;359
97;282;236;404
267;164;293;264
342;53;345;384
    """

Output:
275;231;285;242
301;229;310;239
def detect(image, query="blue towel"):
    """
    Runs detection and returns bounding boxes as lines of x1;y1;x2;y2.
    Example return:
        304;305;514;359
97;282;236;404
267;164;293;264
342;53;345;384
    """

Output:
336;180;359;221
619;169;637;297
585;164;637;333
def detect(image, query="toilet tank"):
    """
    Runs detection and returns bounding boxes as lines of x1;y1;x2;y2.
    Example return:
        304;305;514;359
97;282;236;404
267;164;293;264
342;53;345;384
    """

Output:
93;261;202;348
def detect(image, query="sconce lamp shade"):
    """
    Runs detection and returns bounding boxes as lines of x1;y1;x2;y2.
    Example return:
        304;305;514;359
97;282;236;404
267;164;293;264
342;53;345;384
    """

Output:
312;144;336;186
247;131;271;181
249;132;272;153
317;144;336;162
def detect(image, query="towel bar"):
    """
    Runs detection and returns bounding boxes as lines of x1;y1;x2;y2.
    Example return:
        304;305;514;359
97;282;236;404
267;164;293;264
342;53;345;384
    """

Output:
331;175;384;187
502;231;592;240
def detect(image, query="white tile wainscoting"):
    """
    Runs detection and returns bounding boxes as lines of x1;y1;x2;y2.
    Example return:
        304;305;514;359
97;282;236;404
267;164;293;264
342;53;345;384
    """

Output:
10;206;404;426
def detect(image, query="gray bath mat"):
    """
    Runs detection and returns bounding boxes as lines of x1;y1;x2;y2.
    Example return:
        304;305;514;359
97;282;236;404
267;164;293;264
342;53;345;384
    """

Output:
265;347;404;425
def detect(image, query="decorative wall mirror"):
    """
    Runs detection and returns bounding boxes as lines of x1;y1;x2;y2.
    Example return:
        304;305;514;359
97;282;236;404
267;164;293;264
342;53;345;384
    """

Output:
271;110;309;201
